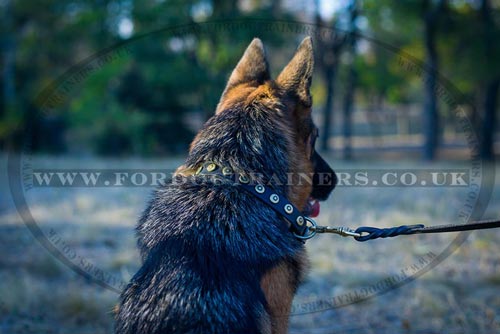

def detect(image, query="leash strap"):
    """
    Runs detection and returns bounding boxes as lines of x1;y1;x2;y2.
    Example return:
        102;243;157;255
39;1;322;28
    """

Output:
352;219;500;241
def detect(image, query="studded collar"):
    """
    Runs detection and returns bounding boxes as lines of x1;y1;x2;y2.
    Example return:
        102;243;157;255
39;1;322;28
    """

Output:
193;162;312;239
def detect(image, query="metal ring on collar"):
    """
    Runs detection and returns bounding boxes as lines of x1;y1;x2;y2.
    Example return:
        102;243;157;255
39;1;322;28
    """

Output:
293;217;318;240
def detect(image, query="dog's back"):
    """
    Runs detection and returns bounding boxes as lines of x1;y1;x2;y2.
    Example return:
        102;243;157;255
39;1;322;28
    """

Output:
116;111;303;334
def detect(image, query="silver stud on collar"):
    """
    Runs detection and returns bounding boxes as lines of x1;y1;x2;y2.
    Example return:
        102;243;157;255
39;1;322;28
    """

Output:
255;185;265;194
239;174;250;184
296;216;305;226
284;204;293;214
270;194;279;204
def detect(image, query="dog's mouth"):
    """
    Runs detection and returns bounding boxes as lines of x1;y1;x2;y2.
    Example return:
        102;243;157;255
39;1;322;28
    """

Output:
304;197;320;218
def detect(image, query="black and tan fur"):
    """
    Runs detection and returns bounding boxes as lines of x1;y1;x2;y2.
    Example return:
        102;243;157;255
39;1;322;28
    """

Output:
116;37;336;334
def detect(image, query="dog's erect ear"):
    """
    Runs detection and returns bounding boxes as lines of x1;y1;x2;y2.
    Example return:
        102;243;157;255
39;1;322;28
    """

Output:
225;38;270;88
216;38;270;112
276;37;314;107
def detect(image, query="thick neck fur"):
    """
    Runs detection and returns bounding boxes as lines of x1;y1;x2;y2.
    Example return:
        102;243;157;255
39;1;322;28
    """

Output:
186;101;291;196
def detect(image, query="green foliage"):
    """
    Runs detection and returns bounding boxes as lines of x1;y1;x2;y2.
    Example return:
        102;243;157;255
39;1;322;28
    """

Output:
0;0;498;156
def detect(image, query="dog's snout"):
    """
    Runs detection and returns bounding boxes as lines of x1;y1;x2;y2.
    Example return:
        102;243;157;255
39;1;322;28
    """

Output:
311;151;336;201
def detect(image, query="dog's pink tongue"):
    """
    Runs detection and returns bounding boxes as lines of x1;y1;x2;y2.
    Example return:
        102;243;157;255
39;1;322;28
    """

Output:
309;199;320;218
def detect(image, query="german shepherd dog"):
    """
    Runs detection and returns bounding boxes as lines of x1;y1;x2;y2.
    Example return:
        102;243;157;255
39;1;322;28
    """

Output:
116;37;336;334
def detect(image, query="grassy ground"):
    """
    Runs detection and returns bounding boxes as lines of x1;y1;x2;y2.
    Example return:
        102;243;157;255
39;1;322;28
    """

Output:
0;154;499;334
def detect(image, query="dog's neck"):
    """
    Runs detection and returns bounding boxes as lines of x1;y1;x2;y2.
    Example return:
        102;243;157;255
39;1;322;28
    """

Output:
183;107;292;192
174;161;310;238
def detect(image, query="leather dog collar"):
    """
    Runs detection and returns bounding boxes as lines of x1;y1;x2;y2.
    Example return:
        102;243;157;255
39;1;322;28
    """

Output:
193;161;313;239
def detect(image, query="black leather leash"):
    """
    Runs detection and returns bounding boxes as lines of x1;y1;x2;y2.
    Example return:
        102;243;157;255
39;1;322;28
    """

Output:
351;219;500;242
191;162;500;242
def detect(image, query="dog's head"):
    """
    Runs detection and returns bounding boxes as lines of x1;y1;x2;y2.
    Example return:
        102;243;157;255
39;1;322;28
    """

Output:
214;37;337;216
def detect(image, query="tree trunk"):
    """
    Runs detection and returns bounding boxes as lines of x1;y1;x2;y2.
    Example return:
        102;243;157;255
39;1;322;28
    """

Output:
342;1;358;160
2;37;15;119
320;64;337;151
342;54;356;160
422;26;438;160
314;0;345;152
480;79;500;160
2;0;16;149
422;0;440;161
479;0;498;161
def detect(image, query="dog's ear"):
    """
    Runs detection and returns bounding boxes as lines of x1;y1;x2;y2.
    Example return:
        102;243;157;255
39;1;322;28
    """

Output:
276;37;314;107
216;38;270;113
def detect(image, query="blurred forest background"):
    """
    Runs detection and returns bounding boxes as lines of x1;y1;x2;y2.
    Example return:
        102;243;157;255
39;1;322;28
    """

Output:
1;1;500;333
1;0;499;160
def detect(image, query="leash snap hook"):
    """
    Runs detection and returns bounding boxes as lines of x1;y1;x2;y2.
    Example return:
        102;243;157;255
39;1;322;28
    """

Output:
336;227;362;238
294;219;364;240
313;225;362;238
